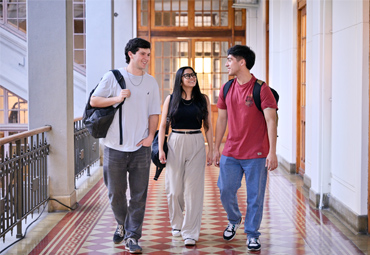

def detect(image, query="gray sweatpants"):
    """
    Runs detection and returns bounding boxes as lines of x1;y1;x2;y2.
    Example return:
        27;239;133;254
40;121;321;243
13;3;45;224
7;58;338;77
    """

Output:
165;132;206;241
103;145;151;240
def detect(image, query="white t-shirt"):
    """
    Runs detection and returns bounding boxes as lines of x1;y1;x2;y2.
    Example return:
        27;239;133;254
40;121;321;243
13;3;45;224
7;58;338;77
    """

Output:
92;68;161;152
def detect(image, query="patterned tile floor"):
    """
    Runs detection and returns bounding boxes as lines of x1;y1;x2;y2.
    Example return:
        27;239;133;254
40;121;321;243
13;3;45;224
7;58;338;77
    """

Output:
2;164;370;254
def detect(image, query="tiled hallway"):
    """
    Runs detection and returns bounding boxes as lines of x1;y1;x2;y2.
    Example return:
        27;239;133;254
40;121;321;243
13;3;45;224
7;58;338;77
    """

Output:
2;164;370;254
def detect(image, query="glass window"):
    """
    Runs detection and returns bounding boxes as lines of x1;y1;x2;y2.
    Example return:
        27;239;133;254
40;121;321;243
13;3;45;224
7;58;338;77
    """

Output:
73;0;86;72
150;0;188;27
0;0;26;36
0;86;28;126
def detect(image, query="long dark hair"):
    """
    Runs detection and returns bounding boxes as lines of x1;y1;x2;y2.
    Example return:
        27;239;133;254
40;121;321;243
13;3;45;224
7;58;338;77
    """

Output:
169;66;209;132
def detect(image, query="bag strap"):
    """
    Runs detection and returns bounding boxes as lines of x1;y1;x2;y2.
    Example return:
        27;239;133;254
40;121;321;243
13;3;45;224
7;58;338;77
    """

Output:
253;79;264;112
223;78;235;99
165;95;173;135
111;69;126;145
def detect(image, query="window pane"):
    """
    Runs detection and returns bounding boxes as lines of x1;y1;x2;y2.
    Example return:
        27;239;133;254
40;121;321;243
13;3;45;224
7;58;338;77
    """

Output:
74;35;85;49
172;0;179;10
163;42;171;57
0;3;3;20
221;0;228;10
235;10;242;26
155;58;162;74
74;19;84;33
212;0;219;10
220;12;228;26
0;111;4;124
154;0;162;11
195;12;202;27
7;4;17;18
19;19;26;32
74;50;85;65
18;3;26;18
164;58;170;73
74;4;84;18
180;0;188;10
141;12;148;26
155;12;162;26
155;42;162;56
212;12;219;26
221;42;228;56
195;0;202;10
163;12;170;26
141;0;148;11
163;0;170;11
204;0;211;10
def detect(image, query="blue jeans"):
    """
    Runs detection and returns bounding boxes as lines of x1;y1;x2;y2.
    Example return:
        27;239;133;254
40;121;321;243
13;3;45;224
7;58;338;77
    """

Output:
217;155;267;239
103;146;151;240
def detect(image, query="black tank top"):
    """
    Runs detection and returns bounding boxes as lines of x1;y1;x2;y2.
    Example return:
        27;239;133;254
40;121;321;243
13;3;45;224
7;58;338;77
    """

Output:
171;100;202;129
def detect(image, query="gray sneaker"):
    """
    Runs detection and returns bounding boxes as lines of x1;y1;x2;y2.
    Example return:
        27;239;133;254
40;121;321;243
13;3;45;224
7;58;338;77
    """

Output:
113;225;125;244
125;237;142;254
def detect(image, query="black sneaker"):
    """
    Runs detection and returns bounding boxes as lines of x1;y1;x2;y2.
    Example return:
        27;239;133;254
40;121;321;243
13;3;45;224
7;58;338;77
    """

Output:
125;237;142;254
223;217;242;241
113;224;125;244
247;237;261;251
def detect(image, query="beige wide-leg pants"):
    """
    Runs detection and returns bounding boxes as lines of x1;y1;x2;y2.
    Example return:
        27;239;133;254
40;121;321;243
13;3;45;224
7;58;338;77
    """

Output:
165;132;206;241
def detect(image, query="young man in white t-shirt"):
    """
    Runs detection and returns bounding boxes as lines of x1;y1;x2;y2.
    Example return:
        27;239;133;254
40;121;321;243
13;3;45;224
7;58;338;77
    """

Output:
90;38;161;254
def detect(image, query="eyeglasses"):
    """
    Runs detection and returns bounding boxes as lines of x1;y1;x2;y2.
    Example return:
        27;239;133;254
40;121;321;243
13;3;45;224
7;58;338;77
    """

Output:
182;73;197;79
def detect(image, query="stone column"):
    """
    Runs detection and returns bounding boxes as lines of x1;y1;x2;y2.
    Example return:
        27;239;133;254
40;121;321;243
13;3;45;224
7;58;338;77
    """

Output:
27;0;76;211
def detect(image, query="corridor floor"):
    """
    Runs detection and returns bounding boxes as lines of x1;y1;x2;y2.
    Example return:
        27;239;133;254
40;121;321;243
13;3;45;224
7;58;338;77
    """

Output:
2;164;370;254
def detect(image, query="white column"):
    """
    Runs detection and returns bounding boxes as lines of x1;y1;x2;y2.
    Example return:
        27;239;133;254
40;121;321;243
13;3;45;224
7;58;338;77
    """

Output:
27;0;76;211
86;0;114;96
113;0;136;69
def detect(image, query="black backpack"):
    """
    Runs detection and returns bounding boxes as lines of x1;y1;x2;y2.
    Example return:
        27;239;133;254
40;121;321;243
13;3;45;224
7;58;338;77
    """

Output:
223;78;279;111
82;69;126;144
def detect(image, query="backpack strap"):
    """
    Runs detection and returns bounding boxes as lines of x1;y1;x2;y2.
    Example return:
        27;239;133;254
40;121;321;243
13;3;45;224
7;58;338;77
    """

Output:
111;69;126;145
253;79;264;112
223;79;235;99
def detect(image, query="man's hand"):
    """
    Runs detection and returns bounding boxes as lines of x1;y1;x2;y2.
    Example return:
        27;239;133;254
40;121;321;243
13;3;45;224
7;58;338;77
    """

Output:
118;89;131;103
213;150;221;167
266;153;278;171
136;136;153;147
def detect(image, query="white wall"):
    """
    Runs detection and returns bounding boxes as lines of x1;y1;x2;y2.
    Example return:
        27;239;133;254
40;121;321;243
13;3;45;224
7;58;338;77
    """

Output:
114;0;135;69
269;0;297;165
330;0;369;215
0;28;27;99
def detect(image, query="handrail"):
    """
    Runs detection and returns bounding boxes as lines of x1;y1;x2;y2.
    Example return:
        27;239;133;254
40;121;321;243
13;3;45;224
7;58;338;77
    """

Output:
0;125;52;145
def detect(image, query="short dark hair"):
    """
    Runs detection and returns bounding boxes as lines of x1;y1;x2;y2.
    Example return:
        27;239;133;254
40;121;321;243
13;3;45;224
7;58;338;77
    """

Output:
227;45;255;70
125;38;151;64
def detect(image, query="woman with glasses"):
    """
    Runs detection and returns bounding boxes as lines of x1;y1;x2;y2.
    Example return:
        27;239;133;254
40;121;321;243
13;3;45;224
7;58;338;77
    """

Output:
157;66;213;246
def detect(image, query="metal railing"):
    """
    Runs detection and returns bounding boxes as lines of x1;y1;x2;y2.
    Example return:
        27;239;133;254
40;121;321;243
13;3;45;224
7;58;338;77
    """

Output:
0;126;51;241
74;118;99;186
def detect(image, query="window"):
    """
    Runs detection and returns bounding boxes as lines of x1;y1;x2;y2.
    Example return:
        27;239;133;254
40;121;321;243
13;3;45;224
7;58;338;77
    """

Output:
140;0;243;30
73;0;86;73
0;0;27;38
0;86;28;138
139;0;246;105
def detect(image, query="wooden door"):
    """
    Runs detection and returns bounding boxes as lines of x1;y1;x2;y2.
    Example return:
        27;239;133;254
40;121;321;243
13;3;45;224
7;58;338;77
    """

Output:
297;2;306;175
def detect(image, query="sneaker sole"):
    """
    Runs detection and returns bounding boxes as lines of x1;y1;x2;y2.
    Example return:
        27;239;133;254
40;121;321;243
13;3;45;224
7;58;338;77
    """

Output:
247;247;261;251
113;239;125;244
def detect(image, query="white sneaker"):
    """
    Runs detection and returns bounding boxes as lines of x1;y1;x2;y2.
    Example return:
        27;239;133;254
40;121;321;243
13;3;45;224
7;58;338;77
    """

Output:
172;229;181;237
223;217;242;241
184;238;196;246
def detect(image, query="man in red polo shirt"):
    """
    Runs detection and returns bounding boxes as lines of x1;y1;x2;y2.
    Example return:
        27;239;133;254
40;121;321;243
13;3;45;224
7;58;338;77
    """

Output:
213;45;278;251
